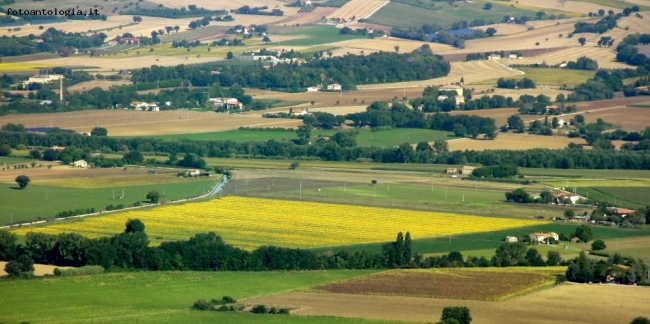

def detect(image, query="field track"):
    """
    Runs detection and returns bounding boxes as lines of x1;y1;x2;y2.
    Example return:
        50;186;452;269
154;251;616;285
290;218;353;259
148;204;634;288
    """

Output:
511;0;620;14
328;0;390;19
249;284;650;324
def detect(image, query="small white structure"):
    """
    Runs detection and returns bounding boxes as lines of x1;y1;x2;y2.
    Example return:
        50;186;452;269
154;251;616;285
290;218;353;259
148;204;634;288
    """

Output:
188;169;201;177
295;108;313;116
40;100;53;105
439;84;465;105
327;83;342;91
306;86;320;92
529;232;559;243
72;159;88;168
488;54;501;60
22;74;63;86
505;236;518;243
509;54;518;59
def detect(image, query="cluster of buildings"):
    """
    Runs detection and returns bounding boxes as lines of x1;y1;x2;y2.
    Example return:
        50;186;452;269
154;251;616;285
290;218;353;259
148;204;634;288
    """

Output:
21;74;63;87
130;101;160;111
437;84;465;106
445;166;477;175
306;83;342;92
208;97;242;110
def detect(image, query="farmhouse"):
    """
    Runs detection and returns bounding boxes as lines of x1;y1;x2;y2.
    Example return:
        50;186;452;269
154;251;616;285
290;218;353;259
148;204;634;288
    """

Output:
130;101;159;111
505;236;518;243
117;37;140;45
508;54;519;59
72;159;88;168
327;83;342;91
22;74;63;86
488;54;501;60
51;146;66;151
294;108;313;116
306;86;321;92
445;168;458;174
529;232;559;243
607;207;636;217
438;84;465;105
461;166;477;175
555;192;581;205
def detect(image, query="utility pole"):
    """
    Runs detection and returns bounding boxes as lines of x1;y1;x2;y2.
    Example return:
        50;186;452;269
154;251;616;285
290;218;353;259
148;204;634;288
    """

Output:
300;181;302;199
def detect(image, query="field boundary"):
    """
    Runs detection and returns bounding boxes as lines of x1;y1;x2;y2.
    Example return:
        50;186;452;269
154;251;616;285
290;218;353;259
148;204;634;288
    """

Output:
1;171;228;231
364;1;390;19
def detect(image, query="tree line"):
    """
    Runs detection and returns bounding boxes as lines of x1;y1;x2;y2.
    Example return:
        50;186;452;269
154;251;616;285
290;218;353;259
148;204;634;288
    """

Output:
130;45;450;92
0;223;589;276
0;28;107;57
121;4;227;18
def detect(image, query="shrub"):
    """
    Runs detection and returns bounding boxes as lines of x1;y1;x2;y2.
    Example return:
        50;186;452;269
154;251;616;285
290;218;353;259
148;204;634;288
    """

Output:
53;265;105;277
192;299;212;310
251;304;268;314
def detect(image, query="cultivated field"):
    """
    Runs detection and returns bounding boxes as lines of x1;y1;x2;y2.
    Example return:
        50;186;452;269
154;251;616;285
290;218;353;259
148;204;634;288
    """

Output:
21;54;225;72
449;108;518;126
328;37;455;53
328;0;389;20
247;87;425;108
0;270;383;324
11;196;541;249
0;110;302;136
358;60;523;89
470;68;596;87
68;80;132;92
448;133;587;151
579;106;650;132
510;0;620;14
514;46;632;69
311;267;563;301
275;7;337;26
146;0;287;11
604;236;650;263
251;284;650;324
0;262;68;277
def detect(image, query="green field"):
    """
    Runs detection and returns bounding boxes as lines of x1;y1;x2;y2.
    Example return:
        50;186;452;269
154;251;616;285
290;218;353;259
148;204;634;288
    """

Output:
521;168;650;179
148;128;456;147
275;26;367;46
0;155;33;165
0;179;217;225
0;271;385;324
314;223;650;255
367;0;558;28
576;186;650;209
470;68;596;87
578;0;650;10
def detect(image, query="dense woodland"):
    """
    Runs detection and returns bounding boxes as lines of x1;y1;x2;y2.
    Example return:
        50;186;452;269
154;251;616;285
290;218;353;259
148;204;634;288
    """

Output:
130;46;450;91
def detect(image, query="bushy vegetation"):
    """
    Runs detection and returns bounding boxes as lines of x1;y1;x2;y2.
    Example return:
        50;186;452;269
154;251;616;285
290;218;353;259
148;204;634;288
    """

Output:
122;4;226;18
231;5;283;16
53;265;105;277
496;77;536;89
566;251;647;284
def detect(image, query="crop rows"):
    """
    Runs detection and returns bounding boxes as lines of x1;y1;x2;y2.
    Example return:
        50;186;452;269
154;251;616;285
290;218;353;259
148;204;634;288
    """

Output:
13;197;540;250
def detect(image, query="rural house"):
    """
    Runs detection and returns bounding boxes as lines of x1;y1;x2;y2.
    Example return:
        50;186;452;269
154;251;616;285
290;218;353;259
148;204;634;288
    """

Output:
505;236;518;243
555;192;581;205
22;74;63;86
327;83;342;91
438;84;465;105
529;232;559;243
461;166;477;175
72;160;88;168
306;86;320;92
607;207;636;218
488;54;501;60
445;168;458;174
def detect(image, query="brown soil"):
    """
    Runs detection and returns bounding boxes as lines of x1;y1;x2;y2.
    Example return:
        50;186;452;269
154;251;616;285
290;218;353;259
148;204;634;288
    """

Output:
249;284;650;324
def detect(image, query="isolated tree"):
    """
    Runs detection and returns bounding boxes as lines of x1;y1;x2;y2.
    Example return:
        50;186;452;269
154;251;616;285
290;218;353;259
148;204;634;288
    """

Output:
90;127;108;136
371;179;377;185
597;9;605;16
0;144;10;156
485;27;497;37
125;219;145;233
551;117;559;129
289;161;300;170
507;115;525;132
483;3;492;10
440;306;472;324
146;190;161;203
394;45;400;53
15;175;30;189
578;37;587;46
591;239;606;251
573;224;593;242
4;254;35;278
174;25;180;33
631;317;650;324
262;36;271;44
564;209;575;220
226;51;234;59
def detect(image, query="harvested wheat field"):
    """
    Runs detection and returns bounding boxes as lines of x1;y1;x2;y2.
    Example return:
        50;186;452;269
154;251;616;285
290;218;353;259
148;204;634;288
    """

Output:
328;0;389;19
249;284;650;324
0;262;70;277
512;0;619;14
603;12;650;40
516;45;631;69
208;12;299;27
32;54;223;72
0;110;301;136
448;133;587;151
275;7;336;26
454;23;582;53
267;105;368;115
580;107;650;132
146;0;286;10
330;37;455;53
474;23;530;36
68;80;131;92
449;108;519;126
358;60;522;89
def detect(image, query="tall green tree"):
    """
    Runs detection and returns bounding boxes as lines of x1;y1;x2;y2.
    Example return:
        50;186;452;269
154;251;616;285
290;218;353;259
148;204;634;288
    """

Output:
440;306;472;324
125;219;146;233
15;175;30;189
0;230;18;261
4;254;35;278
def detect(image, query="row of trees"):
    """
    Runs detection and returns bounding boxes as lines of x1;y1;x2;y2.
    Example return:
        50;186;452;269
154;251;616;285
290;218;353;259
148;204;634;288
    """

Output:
566;251;647;284
122;4;227;18
4;125;650;169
